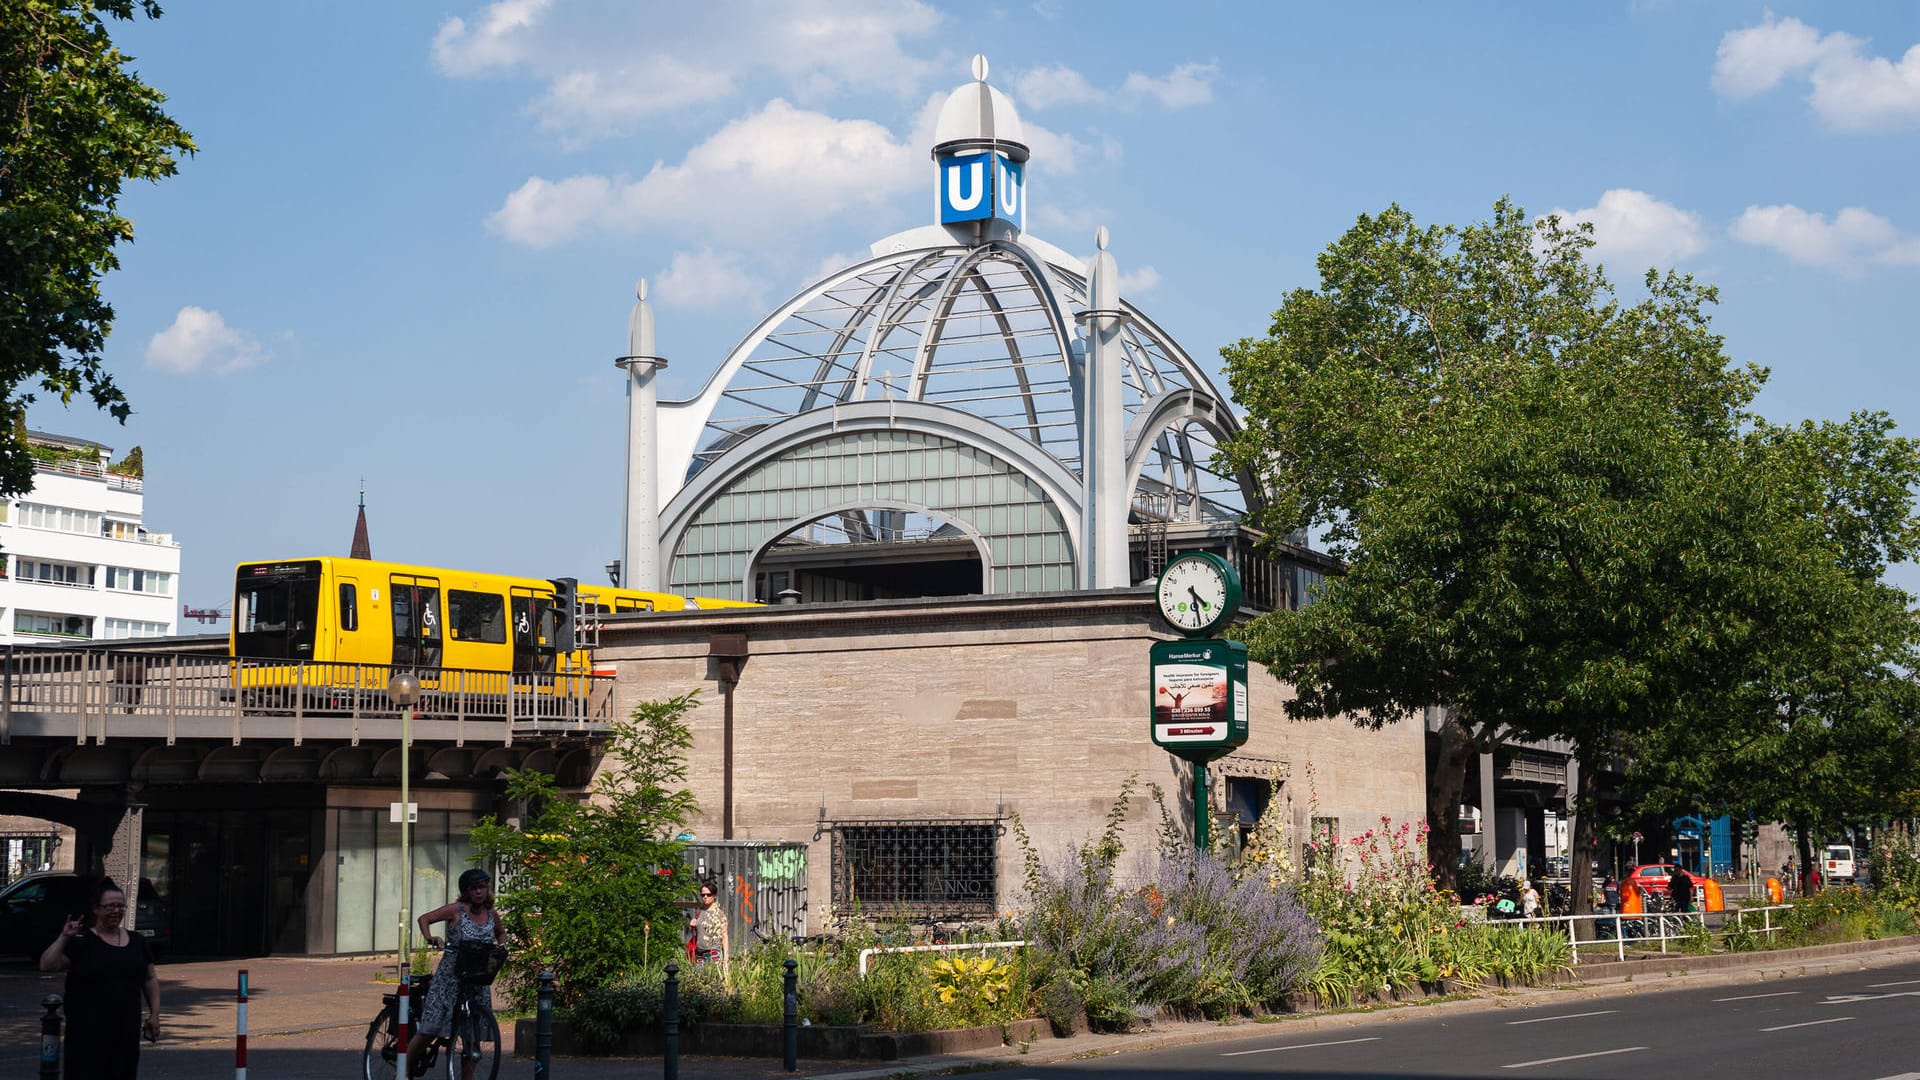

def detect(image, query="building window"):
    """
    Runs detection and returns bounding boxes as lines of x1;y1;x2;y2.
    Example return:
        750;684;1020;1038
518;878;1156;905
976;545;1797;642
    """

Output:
19;503;100;537
15;611;93;638
15;560;89;587
102;617;168;639
827;819;1000;918
104;567;172;596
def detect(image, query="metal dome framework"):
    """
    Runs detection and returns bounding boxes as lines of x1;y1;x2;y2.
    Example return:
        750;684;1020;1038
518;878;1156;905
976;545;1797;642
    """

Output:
654;231;1255;600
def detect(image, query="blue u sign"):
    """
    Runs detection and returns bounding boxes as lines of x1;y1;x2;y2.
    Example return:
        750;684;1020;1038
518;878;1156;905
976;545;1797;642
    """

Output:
939;151;1023;230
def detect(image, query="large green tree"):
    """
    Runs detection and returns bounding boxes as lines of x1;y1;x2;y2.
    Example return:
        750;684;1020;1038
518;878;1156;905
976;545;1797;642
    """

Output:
1628;414;1920;874
1;1;192;493
1215;199;1908;917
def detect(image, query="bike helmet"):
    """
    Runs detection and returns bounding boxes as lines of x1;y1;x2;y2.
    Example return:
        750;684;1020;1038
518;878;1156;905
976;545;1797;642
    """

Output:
458;868;492;893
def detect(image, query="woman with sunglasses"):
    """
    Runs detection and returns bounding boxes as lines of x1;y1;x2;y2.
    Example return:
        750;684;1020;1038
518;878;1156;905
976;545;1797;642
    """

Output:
688;877;729;966
40;876;160;1078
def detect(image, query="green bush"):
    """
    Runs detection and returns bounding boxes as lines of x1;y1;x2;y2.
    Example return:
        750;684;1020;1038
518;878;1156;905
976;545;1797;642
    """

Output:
470;691;702;1008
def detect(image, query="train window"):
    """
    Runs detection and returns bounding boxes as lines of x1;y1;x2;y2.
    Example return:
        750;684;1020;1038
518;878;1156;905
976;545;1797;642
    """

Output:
449;590;507;644
339;584;357;631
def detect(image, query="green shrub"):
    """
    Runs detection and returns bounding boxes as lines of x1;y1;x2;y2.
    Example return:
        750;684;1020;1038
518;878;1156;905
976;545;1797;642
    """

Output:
471;692;702;1009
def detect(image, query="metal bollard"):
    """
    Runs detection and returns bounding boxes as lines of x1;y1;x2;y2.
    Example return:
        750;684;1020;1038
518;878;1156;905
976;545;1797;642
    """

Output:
533;969;555;1079
663;963;681;1080
39;994;63;1080
782;957;799;1071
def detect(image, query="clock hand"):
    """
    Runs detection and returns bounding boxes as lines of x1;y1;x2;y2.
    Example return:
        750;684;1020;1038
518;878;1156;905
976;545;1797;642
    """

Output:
1188;586;1207;617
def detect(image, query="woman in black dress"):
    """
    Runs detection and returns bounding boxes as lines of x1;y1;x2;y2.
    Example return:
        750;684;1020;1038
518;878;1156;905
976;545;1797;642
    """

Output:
39;877;160;1078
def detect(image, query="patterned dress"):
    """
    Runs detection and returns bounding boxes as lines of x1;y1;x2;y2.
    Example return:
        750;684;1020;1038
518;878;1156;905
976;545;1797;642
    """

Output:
417;905;496;1038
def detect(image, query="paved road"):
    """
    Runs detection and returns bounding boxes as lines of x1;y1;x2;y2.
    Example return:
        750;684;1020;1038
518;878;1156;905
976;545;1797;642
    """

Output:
982;961;1920;1079
8;953;1919;1078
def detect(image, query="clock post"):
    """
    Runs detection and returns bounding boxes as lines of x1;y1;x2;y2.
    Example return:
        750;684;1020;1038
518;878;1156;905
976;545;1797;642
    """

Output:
1149;552;1248;852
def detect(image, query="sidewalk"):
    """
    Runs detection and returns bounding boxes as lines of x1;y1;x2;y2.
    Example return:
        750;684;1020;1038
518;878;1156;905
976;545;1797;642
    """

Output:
8;935;1918;1079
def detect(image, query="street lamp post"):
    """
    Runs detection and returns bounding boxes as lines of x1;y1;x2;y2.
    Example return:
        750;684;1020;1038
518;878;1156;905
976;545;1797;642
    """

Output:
387;672;422;975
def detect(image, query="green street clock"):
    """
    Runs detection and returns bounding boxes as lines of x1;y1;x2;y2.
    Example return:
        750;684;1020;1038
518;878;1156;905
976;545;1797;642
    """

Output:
1154;551;1241;638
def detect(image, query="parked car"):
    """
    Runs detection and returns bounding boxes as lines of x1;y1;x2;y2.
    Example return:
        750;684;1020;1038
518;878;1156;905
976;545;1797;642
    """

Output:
0;873;170;959
1626;863;1680;896
1824;844;1856;884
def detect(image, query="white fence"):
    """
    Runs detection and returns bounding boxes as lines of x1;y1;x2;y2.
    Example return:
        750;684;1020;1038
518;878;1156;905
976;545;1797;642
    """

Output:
1488;904;1792;964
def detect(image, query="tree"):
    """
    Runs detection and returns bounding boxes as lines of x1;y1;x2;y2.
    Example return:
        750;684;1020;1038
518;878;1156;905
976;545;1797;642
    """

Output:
1627;414;1920;869
1216;199;1865;920
1;1;193;494
470;691;701;1005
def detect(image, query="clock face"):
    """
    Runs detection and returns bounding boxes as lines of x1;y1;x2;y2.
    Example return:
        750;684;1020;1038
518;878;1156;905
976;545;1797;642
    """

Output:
1157;555;1230;633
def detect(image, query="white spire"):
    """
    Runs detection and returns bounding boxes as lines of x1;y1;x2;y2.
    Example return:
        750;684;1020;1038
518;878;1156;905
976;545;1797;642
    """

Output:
1081;227;1130;588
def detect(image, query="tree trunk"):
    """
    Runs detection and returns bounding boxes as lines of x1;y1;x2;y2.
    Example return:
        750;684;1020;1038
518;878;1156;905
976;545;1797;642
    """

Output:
1795;820;1815;895
1427;707;1475;893
1569;743;1599;939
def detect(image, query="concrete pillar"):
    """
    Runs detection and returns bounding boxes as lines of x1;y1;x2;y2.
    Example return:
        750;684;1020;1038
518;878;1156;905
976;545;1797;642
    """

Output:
72;792;143;927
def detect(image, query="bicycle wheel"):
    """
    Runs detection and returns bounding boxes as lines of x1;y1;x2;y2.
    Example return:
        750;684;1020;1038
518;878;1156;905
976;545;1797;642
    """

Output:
363;1002;399;1080
446;1006;501;1080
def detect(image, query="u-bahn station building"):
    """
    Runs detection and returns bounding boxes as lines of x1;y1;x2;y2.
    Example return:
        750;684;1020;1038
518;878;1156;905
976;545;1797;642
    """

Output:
1;63;1584;957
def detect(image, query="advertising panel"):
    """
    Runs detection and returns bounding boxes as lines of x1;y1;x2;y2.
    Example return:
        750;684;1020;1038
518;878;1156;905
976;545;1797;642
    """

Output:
1149;638;1249;761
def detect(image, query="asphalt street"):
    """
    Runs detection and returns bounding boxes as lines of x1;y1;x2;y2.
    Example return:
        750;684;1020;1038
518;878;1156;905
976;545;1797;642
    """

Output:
985;962;1920;1079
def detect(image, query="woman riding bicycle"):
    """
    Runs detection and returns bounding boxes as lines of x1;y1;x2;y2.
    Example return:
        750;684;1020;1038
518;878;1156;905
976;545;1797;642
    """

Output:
408;868;505;1077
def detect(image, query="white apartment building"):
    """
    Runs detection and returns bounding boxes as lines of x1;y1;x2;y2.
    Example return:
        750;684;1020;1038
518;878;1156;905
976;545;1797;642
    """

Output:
0;431;181;644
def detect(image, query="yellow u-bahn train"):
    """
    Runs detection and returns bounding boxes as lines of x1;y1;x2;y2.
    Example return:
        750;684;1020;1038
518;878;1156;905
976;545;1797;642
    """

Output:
229;556;753;711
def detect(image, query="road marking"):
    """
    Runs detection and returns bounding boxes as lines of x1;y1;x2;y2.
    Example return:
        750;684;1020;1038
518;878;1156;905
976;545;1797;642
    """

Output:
1866;1073;1920;1080
1221;1036;1381;1057
1821;990;1920;1004
1761;1016;1854;1032
1502;1046;1647;1069
1506;1010;1617;1025
1713;991;1800;1002
1867;978;1920;988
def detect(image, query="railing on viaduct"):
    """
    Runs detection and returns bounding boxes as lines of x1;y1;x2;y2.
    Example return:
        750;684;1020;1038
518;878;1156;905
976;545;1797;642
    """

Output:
0;646;614;747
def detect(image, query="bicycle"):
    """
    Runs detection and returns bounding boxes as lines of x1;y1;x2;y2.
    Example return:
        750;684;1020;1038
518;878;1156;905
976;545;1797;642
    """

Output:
363;941;504;1080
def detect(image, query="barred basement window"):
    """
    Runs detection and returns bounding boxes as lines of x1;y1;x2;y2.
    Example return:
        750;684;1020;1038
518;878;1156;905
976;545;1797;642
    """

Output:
826;819;1000;918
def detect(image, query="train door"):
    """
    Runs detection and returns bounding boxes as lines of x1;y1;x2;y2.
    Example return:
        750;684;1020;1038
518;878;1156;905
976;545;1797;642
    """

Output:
509;586;556;675
388;575;443;683
334;572;361;664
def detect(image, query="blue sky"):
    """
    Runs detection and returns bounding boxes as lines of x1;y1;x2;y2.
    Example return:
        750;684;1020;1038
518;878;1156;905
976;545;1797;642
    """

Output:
44;1;1920;610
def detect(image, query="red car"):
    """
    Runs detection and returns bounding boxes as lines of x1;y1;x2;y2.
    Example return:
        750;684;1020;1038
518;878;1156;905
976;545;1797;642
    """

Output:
1625;863;1684;897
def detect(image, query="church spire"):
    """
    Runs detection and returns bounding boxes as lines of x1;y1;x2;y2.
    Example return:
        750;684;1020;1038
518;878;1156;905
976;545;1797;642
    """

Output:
350;483;372;560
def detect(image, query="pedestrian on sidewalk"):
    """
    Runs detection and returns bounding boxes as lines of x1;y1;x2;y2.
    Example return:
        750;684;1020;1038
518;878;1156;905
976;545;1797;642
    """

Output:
1668;865;1693;913
39;876;160;1079
1519;879;1541;919
690;876;730;966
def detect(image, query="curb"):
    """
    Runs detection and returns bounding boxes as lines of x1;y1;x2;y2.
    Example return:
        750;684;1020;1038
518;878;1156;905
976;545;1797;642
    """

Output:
800;937;1920;1080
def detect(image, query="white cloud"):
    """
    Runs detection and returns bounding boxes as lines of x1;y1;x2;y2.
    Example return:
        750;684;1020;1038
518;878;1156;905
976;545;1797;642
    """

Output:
487;174;616;248
531;58;738;144
1118;265;1162;294
1713;14;1920;131
654;249;766;312
1012;61;1219;112
487;99;920;246
1729;203;1919;272
1015;64;1104;109
1120;62;1218;109
432;0;942;144
144;307;270;375
1546;189;1707;268
432;0;552;77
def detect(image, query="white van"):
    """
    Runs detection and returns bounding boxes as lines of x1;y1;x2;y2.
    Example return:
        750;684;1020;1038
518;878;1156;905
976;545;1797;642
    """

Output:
1824;844;1856;883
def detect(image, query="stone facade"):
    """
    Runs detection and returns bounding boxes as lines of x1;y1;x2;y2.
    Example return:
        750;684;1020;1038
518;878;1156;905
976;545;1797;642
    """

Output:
593;588;1426;927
